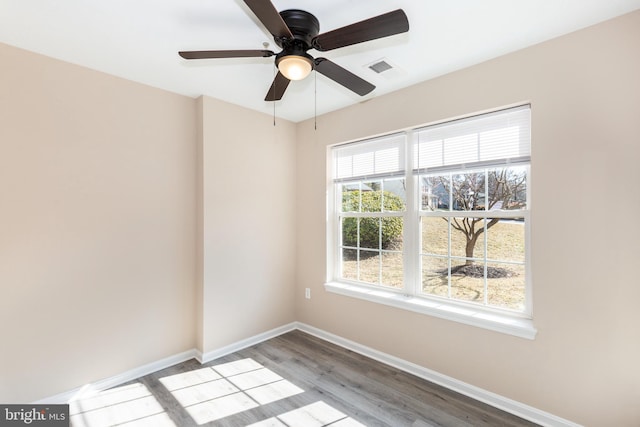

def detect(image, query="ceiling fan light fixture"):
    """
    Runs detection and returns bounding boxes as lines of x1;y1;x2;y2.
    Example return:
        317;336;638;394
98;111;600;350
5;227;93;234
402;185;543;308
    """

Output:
277;54;313;80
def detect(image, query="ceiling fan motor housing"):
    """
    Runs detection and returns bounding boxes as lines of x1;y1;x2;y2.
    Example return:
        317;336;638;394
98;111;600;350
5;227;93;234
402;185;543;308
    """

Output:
276;9;320;49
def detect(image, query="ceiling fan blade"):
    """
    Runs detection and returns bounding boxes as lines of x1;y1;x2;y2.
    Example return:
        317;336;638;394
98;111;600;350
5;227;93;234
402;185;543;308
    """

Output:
265;71;291;101
314;58;375;96
179;50;275;60
243;0;293;39
312;9;409;52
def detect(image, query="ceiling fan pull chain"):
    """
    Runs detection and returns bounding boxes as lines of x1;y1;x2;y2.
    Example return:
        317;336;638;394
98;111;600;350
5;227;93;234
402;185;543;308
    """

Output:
314;69;317;130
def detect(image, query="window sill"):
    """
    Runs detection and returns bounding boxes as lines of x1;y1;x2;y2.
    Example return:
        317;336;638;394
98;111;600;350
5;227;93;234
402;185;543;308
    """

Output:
324;282;537;340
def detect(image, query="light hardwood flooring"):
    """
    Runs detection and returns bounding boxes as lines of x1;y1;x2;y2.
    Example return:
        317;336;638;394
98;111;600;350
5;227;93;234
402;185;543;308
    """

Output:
69;330;539;427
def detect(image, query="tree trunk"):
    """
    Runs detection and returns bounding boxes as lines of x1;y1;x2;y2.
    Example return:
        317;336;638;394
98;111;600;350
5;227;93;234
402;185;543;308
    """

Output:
465;235;478;265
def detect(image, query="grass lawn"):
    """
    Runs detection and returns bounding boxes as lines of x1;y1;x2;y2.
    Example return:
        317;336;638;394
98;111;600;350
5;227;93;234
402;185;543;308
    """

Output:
341;217;526;311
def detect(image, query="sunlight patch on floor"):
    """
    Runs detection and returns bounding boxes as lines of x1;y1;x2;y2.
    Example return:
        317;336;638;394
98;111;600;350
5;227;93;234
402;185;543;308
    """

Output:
159;358;304;424
69;358;367;426
69;382;175;427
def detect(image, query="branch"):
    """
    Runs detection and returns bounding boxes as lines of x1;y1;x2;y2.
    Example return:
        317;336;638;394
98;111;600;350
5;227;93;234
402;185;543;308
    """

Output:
483;218;500;232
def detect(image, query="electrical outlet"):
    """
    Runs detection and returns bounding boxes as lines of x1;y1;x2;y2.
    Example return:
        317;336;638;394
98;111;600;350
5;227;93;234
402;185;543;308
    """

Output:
305;288;311;299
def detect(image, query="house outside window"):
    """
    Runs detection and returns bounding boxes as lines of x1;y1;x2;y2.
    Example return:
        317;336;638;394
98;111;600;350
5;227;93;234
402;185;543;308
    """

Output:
328;105;533;337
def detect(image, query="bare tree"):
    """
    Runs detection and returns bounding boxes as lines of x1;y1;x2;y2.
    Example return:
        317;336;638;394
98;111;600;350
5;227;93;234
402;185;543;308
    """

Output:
425;168;526;265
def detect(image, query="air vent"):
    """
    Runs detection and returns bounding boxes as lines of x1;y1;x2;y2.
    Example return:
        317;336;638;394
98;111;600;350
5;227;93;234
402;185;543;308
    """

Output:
368;60;393;74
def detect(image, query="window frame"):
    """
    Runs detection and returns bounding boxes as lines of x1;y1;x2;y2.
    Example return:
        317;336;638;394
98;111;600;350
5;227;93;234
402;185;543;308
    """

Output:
326;105;536;339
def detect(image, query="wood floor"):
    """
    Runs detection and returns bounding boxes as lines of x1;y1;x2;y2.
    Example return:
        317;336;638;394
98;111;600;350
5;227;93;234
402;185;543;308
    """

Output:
70;330;539;427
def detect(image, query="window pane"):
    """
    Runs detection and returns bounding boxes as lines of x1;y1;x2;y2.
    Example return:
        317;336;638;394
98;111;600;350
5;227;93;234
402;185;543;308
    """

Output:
421;217;448;256
487;166;527;210
358;218;380;249
341;249;358;281
420;175;450;211
487;263;525;311
341;217;358;248
450;259;485;303
422;256;448;297
381;252;403;288
359;251;380;284
361;181;382;212
450;217;486;259
341;185;360;212
486;218;525;262
381;217;403;250
342;217;403;251
382;178;406;212
451;171;485;211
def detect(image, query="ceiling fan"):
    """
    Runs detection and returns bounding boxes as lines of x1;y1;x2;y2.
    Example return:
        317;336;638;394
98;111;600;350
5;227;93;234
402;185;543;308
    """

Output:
179;0;409;101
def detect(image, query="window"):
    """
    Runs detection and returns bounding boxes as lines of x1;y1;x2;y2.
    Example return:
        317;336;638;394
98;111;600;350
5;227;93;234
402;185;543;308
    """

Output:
328;105;534;338
333;134;406;289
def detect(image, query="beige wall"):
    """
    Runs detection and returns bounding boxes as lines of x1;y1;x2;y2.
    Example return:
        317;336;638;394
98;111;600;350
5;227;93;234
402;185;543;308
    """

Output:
295;10;640;426
199;96;297;353
0;43;198;403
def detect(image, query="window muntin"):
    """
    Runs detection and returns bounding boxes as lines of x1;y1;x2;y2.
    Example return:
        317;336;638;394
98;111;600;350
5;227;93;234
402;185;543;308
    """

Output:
330;105;531;317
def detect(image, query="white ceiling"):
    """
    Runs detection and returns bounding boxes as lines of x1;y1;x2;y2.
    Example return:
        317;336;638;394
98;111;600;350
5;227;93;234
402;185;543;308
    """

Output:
1;0;639;122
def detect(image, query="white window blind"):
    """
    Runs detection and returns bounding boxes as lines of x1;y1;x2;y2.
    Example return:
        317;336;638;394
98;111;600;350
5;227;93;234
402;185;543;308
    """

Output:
414;105;530;173
333;134;405;181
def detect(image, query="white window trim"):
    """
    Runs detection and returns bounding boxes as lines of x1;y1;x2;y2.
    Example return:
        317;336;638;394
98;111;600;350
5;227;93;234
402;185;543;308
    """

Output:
326;105;536;340
324;281;536;340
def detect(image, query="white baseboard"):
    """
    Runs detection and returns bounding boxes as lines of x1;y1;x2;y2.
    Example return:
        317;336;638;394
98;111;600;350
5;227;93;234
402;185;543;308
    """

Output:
199;322;298;363
33;349;199;404
34;321;580;427
34;323;298;405
295;322;581;427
